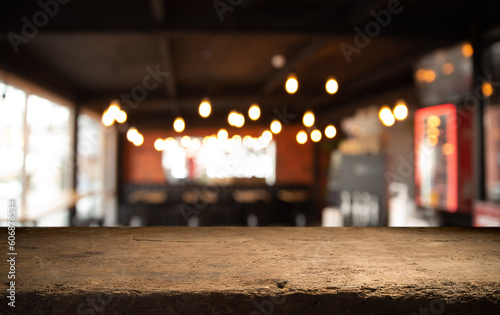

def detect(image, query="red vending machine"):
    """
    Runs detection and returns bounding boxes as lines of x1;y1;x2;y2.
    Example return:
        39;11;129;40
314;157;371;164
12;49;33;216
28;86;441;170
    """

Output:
414;103;473;214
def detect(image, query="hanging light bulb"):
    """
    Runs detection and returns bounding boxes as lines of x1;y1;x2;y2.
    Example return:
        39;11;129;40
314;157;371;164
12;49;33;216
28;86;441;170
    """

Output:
285;73;298;94
154;138;165;151
324;125;336;138
302;110;315;127
217;128;228;141
379;106;395;127
248;104;261;120
126;127;139;142
173;117;185;132
116;110;127;123
310;129;322;142
270;120;282;134
325;76;339;94
296;131;308;144
393;99;408;121
234;113;245;128
133;133;144;146
228;111;238;126
102;110;114;127
199;99;211;118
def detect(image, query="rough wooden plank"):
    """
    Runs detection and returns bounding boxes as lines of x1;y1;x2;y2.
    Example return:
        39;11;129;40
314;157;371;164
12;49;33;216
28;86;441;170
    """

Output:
1;227;499;314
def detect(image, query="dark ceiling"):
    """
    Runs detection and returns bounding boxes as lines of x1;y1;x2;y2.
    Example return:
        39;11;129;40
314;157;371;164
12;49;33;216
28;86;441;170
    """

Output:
0;0;498;129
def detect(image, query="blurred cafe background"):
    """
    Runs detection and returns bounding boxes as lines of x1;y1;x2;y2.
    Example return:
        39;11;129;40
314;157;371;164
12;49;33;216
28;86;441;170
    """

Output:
0;0;500;227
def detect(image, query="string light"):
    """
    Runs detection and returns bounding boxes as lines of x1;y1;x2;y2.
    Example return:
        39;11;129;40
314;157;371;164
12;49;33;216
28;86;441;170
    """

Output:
173;117;185;132
325;125;336;138
285;73;298;94
199;99;211;118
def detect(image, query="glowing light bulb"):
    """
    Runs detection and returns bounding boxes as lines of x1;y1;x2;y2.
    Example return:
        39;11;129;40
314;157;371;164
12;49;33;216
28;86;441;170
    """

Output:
108;102;120;117
393;100;408;120
427;115;441;127
217;128;228;141
102;111;114;127
154;138;165;151
325;125;336;138
302;110;315;127
260;130;273;143
311;129;322;142
248;104;261;120
116;110;127;123
442;63;454;75
199;99;211;118
133;133;144;146
325;77;339;94
173;117;185;132
462;43;473;58
379;106;395;127
270;120;282;134
190;138;201;150
234;113;245;128
228;111;238;126
285;73;298;94
296;131;307;144
127;127;139;142
482;82;493;97
181;135;191;148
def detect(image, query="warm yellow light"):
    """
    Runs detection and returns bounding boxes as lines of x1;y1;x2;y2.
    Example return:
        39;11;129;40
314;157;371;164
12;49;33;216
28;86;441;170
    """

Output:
427;135;438;146
427;115;441;127
303;110;315;127
234;113;245;128
173;117;185;132
482;82;494;97
393;100;408;120
181;135;191;147
243;135;252;147
260;130;273;143
415;69;426;82
133;134;144;146
325;125;336;138
108;103;120;117
379;106;395;127
325;77;339;94
296;131;307;144
462;43;473;58
126;127;139;142
116;110;127;123
285;73;298;94
311;129;322;142
190;138;201;150
426;127;440;137
217;128;229;141
442;143;455;155
154;138;165;151
248;104;261;120
228;111;238;126
424;70;436;83
207;135;217;146
202;136;210;145
102;111;114;126
199;99;211;118
165;137;177;149
270;120;282;134
442;63;454;75
232;135;242;146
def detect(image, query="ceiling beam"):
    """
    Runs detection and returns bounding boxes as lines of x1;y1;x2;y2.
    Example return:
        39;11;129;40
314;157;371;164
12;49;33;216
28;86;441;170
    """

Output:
158;37;177;98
